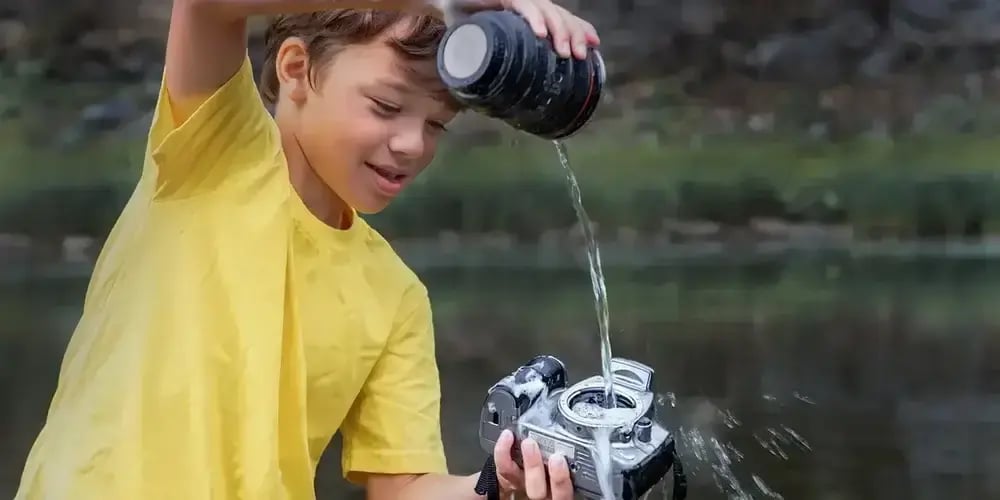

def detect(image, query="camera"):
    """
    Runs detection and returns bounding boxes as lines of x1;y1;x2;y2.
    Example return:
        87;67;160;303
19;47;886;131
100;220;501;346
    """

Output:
478;355;686;500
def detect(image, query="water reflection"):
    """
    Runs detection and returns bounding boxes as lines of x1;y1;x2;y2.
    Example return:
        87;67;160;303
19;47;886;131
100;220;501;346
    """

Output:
2;256;999;499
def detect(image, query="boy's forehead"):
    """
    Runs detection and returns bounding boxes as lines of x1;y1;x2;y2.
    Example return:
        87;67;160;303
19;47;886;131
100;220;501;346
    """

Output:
347;36;433;81
339;20;461;110
383;52;461;111
394;59;445;91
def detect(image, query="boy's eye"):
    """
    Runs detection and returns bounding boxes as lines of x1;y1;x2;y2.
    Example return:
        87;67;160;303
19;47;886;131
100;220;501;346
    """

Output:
371;98;401;114
428;120;449;133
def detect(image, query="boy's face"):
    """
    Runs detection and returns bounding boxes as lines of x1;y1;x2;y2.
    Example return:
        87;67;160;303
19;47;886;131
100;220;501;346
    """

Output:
282;22;459;215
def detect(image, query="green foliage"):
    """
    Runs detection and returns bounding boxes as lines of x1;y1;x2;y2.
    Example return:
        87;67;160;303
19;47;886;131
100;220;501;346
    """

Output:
419;256;1000;333
5;122;1000;241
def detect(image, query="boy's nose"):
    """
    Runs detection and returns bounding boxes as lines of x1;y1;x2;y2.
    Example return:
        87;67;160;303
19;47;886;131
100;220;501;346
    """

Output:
387;125;426;160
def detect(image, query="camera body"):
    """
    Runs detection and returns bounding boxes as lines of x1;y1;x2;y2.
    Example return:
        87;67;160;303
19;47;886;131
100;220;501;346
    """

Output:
478;356;680;500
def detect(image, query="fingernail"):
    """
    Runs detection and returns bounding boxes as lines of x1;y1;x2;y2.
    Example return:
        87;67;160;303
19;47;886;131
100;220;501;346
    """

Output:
550;453;566;466
501;429;512;440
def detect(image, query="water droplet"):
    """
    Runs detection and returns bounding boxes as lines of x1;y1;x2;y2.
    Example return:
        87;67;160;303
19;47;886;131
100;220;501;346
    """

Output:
781;425;812;451
766;427;791;445
724;441;745;462
718;408;742;428
662;392;677;408
753;431;789;460
792;392;816;405
753;474;784;499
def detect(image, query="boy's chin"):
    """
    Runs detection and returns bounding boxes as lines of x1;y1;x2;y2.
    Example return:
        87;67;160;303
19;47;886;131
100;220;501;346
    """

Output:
351;197;393;215
354;206;386;216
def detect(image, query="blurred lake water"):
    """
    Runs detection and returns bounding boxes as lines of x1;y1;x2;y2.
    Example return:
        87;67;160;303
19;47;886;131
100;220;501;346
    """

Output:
2;254;999;500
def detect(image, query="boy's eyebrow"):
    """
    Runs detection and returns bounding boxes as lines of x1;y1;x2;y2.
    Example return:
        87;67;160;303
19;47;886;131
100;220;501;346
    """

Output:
373;78;413;94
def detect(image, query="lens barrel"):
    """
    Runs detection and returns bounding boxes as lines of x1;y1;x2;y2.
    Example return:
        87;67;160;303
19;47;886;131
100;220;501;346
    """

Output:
437;10;605;140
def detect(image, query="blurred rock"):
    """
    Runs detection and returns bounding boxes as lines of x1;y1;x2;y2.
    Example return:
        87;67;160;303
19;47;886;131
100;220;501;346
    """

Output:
3;1;995;84
62;235;98;264
7;0;1000;144
0;19;27;56
663;218;721;241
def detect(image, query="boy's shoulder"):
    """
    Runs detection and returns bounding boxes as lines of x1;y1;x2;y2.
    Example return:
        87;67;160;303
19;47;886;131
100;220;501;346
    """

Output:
145;56;280;200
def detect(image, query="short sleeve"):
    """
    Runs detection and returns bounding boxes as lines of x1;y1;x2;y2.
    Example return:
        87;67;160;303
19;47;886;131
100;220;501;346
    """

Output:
145;56;281;199
340;284;448;483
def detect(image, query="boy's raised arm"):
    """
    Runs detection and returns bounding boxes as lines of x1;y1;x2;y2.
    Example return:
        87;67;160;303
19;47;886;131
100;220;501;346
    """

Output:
165;0;595;120
165;0;428;120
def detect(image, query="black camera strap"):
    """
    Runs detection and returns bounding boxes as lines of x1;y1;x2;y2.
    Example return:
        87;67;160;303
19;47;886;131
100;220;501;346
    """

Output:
473;453;688;500
474;456;501;500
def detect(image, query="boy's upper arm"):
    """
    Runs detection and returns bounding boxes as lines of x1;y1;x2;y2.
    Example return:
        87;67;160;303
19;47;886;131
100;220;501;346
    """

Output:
165;0;250;122
339;283;448;483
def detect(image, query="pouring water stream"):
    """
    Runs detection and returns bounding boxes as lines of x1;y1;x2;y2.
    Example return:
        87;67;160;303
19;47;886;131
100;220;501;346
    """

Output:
553;140;617;500
553;140;616;410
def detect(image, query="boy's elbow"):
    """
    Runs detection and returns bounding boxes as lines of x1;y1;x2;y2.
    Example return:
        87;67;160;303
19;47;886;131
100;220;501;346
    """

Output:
174;0;240;21
177;0;224;9
363;473;423;500
174;0;214;11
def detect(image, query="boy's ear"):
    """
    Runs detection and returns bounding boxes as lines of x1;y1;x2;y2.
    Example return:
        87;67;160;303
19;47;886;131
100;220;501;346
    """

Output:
275;37;312;104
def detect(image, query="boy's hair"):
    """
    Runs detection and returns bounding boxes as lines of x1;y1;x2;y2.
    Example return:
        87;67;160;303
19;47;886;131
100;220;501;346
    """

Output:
260;9;459;108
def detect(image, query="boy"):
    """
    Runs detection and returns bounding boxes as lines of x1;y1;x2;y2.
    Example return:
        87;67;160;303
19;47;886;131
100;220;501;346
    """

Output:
15;0;599;499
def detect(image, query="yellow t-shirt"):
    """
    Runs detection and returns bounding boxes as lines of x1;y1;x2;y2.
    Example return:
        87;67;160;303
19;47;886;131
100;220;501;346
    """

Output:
15;57;447;500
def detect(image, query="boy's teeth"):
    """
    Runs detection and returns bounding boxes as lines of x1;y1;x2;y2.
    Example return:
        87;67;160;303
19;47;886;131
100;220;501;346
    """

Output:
370;163;404;181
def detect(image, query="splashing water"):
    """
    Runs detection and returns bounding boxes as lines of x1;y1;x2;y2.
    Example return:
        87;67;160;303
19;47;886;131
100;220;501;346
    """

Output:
665;394;813;499
553;140;615;409
676;425;787;499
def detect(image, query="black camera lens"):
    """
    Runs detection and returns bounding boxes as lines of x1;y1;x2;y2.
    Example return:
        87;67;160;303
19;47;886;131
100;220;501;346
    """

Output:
437;10;605;140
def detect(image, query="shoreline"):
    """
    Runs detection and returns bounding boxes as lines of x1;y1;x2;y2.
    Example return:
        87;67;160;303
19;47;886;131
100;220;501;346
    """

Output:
6;232;1000;284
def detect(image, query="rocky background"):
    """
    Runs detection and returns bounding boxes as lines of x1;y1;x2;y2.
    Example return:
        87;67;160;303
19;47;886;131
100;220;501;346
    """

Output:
5;0;1000;141
6;0;1000;263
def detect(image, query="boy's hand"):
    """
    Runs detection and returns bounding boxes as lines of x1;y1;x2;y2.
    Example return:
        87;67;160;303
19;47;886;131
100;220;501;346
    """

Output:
432;0;600;60
493;429;574;500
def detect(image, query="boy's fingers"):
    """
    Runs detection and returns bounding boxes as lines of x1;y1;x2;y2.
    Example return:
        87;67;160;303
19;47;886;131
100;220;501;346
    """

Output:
521;438;548;499
548;453;574;500
579;17;600;46
510;0;547;37
537;0;571;57
493;430;524;486
555;6;588;59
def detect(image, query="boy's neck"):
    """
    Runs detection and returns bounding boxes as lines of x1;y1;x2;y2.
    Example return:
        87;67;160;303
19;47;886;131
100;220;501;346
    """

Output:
281;131;354;231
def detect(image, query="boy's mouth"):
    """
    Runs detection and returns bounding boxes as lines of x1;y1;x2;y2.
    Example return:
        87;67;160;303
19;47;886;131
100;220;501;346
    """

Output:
366;162;408;196
366;162;407;182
